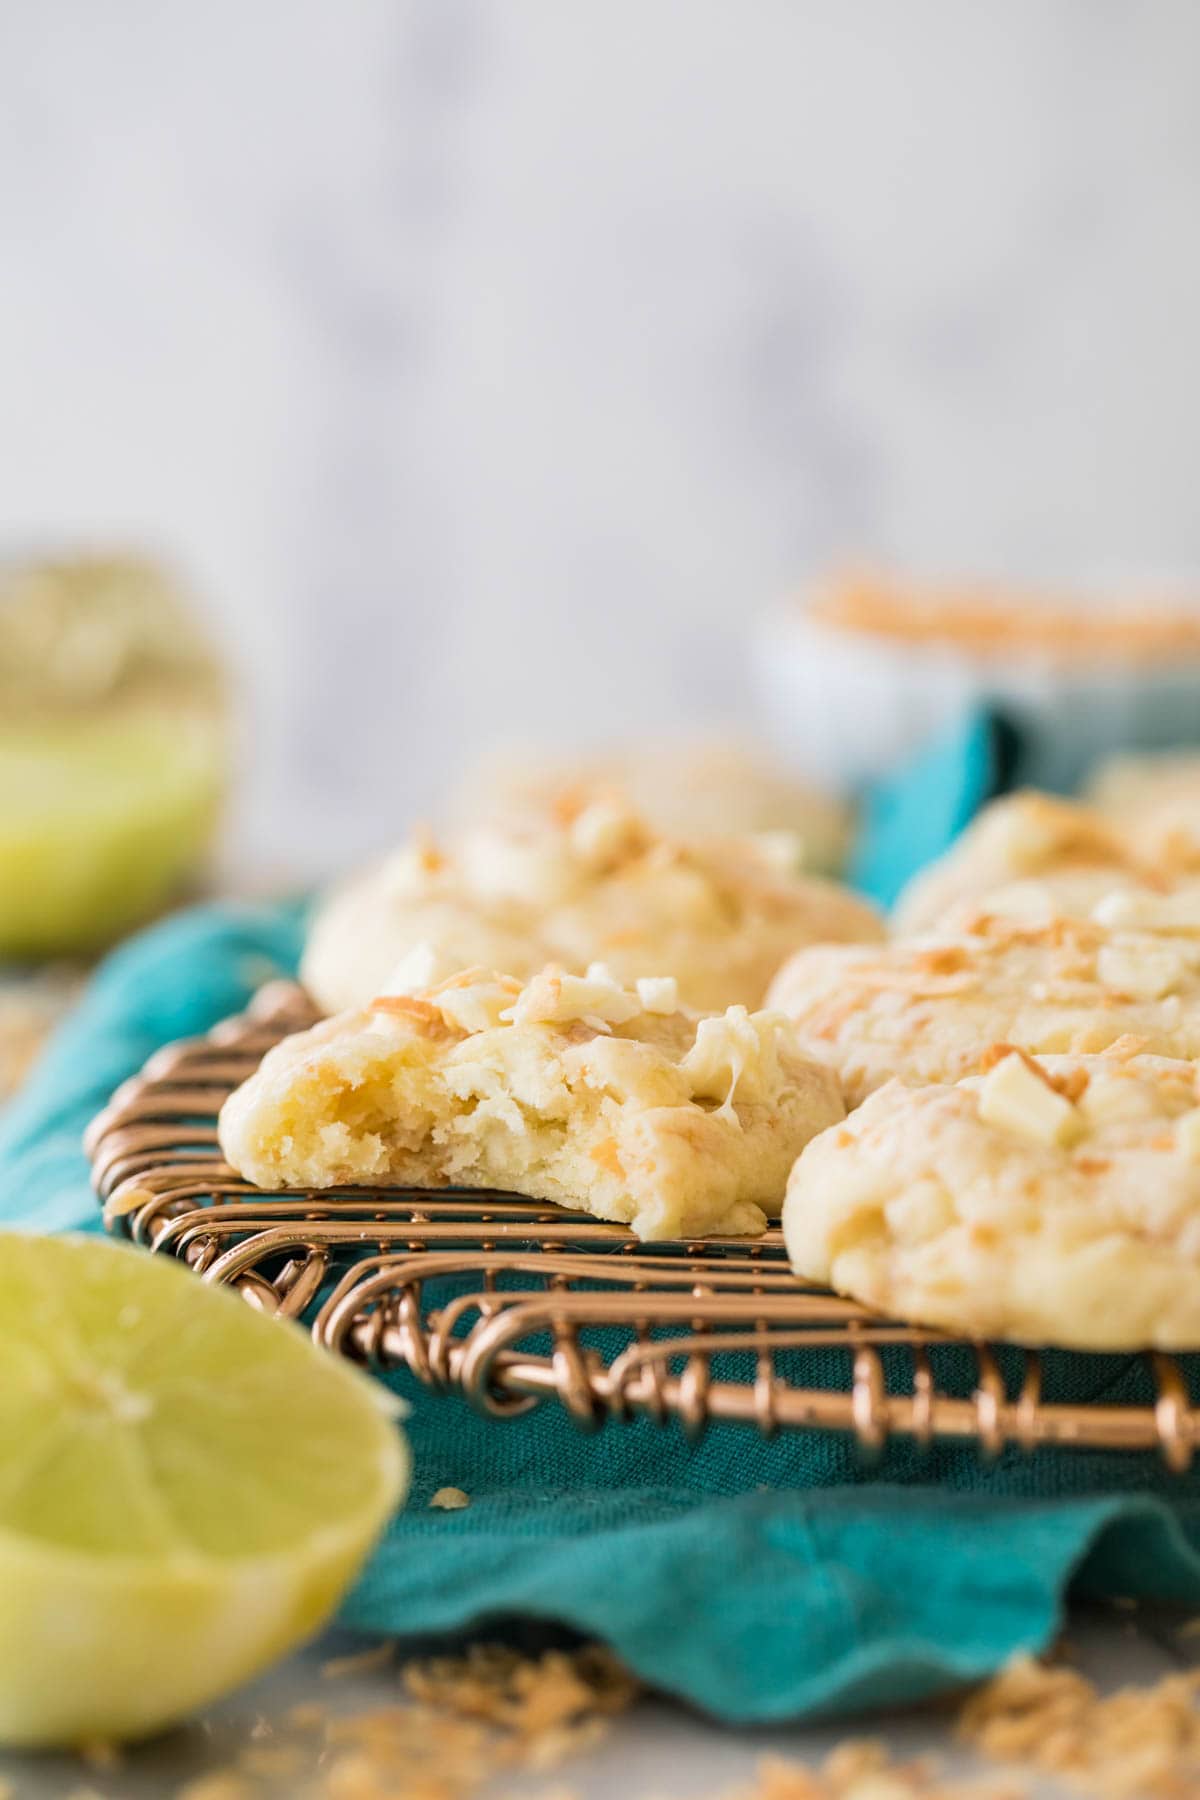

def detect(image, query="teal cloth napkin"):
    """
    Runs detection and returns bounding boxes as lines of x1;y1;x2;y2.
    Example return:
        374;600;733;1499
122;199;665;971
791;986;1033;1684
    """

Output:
851;708;1019;911
4;710;1200;1724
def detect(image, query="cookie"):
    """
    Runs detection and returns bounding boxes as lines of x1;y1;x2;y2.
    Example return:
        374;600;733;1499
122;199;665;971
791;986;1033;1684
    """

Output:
220;964;845;1241
302;798;882;1016
456;738;853;874
892;791;1159;935
783;1049;1200;1349
1088;751;1200;871
767;909;1200;1106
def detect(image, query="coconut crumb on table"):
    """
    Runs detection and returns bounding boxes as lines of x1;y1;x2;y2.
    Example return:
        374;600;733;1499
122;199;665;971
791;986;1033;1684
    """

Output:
712;1642;1200;1800
314;1642;635;1798
144;1639;1189;1800
402;1642;636;1731
320;1640;399;1681
717;1744;1027;1799
164;1642;637;1799
959;1652;1200;1797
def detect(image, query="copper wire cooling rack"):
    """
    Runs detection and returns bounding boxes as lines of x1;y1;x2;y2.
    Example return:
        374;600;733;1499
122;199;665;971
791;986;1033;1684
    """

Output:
86;982;1199;1469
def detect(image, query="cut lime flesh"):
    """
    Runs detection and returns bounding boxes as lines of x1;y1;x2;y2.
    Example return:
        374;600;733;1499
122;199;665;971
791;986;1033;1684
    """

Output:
0;1234;407;1746
0;706;224;956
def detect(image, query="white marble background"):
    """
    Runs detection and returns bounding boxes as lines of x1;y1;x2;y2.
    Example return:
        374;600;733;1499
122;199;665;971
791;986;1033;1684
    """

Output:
2;0;1200;875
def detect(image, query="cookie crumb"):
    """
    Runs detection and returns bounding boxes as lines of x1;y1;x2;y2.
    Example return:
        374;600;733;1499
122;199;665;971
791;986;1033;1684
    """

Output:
959;1651;1200;1797
717;1746;1026;1797
431;1486;471;1510
320;1639;397;1680
289;1643;636;1797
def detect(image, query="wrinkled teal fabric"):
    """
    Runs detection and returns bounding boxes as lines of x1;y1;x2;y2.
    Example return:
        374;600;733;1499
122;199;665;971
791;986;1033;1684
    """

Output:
852;708;1018;910
2;757;1199;1719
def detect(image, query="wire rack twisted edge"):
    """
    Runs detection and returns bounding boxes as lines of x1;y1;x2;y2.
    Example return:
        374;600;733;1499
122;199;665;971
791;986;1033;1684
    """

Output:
84;981;1199;1470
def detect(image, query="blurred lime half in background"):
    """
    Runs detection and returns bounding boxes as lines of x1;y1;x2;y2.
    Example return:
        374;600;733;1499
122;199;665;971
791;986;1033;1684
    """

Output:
0;554;228;957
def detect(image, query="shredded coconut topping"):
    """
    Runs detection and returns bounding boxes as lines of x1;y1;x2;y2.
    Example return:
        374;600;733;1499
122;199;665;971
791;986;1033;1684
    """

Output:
977;1051;1083;1147
502;966;643;1029
682;1007;791;1117
1093;888;1200;933
567;797;649;868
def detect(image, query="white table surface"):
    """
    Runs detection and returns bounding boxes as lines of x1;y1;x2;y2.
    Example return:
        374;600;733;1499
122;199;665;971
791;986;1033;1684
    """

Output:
1;1604;1193;1798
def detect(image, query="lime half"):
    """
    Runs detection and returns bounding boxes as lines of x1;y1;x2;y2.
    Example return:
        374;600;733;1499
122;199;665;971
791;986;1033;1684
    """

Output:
0;705;224;956
0;1234;407;1747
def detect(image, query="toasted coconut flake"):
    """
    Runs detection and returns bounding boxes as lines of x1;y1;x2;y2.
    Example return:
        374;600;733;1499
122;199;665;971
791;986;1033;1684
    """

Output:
714;1745;1027;1797
320;1640;398;1681
430;1486;470;1511
1101;1033;1153;1061
959;1652;1200;1798
368;994;452;1032
911;945;971;976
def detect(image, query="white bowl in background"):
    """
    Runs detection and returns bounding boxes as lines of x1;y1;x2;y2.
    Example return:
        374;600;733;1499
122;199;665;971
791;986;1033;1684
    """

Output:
752;582;1200;796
